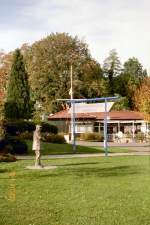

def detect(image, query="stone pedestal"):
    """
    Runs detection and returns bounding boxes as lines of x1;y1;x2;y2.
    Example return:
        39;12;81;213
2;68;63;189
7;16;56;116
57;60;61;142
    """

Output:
26;165;57;170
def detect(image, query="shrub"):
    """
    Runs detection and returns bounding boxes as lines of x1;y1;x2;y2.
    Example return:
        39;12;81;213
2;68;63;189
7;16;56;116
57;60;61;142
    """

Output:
18;131;33;140
41;122;58;134
4;121;58;136
0;154;17;162
42;133;66;144
80;132;104;141
0;139;7;154
0;125;5;140
135;132;145;142
4;120;35;136
0;136;28;155
124;132;132;139
146;134;150;142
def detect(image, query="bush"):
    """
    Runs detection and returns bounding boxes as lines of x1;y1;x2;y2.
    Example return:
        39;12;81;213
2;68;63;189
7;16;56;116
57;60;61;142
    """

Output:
80;132;104;141
0;136;28;155
18;131;33;140
4;120;35;136
18;123;58;141
42;133;66;144
0;154;17;162
124;132;132;139
4;121;58;136
135;132;145;142
41;122;58;134
146;134;150;142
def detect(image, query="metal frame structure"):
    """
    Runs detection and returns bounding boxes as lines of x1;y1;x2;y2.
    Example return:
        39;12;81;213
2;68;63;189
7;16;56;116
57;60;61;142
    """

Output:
58;96;119;156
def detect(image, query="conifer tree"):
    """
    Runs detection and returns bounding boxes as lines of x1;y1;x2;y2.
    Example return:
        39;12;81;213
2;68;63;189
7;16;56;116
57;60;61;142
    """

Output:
5;49;31;119
103;49;121;95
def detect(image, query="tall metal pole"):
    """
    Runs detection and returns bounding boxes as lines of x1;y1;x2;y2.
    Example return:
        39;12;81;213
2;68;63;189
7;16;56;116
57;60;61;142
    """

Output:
70;64;76;152
70;64;74;142
132;121;135;141
72;100;76;152
104;99;108;156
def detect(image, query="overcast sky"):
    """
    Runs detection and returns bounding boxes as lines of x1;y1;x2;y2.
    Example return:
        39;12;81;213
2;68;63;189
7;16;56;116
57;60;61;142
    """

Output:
0;0;150;71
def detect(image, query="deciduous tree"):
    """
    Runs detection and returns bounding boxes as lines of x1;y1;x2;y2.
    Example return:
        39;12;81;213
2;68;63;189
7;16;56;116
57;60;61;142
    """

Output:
25;33;105;112
134;77;150;120
0;50;13;102
115;57;147;109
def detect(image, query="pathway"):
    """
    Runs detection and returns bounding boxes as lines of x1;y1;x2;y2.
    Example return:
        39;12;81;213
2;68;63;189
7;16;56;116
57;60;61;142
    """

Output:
16;141;150;160
17;151;150;160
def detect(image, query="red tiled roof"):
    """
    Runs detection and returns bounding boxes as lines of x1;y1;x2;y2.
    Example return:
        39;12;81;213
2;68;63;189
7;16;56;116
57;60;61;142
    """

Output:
48;110;144;121
49;110;96;120
95;111;144;120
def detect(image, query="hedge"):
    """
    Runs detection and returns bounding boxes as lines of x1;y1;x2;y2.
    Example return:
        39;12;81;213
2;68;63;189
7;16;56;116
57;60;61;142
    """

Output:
4;121;35;136
42;133;66;144
0;136;28;155
79;132;104;141
0;154;17;162
4;121;58;136
40;122;58;134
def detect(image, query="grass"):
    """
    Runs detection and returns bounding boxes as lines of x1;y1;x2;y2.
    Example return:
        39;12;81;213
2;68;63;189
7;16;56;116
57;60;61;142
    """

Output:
0;156;150;225
25;140;134;155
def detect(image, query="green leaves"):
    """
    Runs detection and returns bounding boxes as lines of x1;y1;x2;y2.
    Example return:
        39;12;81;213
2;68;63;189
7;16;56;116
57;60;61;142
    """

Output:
5;49;31;119
25;33;104;113
103;49;121;95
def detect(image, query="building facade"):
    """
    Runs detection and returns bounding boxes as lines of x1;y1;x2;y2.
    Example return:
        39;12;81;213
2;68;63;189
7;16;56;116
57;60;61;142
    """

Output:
48;103;149;142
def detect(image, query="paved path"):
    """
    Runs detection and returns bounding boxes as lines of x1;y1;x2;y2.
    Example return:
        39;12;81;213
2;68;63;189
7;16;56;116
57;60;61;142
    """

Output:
16;141;150;160
76;141;150;148
77;141;150;153
17;151;150;160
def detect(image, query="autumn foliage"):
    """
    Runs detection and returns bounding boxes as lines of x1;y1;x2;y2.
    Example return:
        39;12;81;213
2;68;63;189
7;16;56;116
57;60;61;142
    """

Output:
134;77;150;121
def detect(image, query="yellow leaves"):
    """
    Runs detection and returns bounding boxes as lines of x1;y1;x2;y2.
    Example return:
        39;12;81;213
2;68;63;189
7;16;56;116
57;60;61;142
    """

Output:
134;77;150;120
0;52;13;101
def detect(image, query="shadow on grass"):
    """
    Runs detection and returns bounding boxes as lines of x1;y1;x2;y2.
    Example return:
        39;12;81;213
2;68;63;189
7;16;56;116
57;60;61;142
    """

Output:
57;161;111;167
50;165;140;178
69;165;139;177
20;165;140;179
1;162;141;180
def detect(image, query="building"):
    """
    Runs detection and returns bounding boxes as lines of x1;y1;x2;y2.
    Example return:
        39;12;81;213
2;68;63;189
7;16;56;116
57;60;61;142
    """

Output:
48;103;149;142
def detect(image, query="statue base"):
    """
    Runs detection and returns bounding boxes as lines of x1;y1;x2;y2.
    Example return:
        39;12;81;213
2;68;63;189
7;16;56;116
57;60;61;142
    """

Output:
26;165;57;170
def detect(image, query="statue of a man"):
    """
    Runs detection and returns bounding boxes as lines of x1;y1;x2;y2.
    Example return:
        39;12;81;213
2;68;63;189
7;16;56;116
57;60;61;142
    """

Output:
32;125;43;168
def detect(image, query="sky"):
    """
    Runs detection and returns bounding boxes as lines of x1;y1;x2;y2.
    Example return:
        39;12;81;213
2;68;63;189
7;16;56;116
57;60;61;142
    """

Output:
0;0;150;71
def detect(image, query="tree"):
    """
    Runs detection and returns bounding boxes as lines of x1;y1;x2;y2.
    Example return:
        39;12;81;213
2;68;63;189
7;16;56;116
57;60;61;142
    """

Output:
123;57;147;83
134;77;150;120
74;59;107;99
5;49;31;119
115;57;147;109
0;50;13;102
103;49;121;95
111;96;130;111
25;33;105;112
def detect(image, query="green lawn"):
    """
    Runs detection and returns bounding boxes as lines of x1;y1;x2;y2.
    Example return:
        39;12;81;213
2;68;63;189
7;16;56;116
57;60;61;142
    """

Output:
26;140;134;155
0;156;150;225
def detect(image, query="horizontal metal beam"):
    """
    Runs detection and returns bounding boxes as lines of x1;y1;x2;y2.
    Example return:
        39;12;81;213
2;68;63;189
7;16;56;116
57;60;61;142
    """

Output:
57;96;119;103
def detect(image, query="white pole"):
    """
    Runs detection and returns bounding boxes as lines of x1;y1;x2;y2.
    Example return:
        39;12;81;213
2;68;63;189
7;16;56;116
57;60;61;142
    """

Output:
70;64;74;142
104;99;108;156
132;121;135;141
